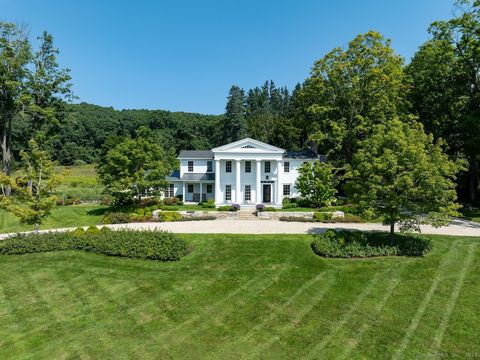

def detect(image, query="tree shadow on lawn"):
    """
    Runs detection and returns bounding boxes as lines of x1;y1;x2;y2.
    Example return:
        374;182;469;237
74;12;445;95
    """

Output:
86;207;110;216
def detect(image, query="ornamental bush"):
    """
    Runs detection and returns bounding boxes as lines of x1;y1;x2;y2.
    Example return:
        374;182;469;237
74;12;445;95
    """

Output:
311;229;432;258
157;211;182;222
102;212;131;224
201;199;216;208
0;229;189;261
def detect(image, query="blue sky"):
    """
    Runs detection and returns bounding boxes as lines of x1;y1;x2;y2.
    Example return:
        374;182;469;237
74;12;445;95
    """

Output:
2;0;454;114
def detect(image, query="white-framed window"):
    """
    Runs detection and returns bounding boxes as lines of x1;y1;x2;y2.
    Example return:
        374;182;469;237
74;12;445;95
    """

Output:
225;184;232;201
264;161;271;173
284;161;290;173
283;184;291;196
188;161;194;172
187;184;194;193
245;161;251;173
164;183;174;198
207;161;213;172
226;161;232;173
244;185;251;201
206;184;213;193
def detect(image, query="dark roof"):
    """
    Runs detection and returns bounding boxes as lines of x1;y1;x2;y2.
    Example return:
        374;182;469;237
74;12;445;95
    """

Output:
181;173;215;181
283;149;320;160
178;150;213;159
166;170;180;181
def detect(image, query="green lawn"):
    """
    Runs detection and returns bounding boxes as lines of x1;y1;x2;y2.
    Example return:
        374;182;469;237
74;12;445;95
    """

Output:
0;234;478;359
0;204;108;233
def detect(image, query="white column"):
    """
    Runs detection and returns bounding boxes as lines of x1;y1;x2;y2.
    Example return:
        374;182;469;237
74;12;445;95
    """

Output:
182;183;186;202
256;160;261;203
199;182;203;202
235;160;241;203
276;160;282;205
215;160;221;204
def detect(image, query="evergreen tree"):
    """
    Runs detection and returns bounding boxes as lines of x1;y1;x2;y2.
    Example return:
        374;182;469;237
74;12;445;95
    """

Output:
223;85;247;142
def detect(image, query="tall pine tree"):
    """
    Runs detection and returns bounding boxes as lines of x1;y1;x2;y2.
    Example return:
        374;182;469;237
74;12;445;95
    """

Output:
223;85;247;143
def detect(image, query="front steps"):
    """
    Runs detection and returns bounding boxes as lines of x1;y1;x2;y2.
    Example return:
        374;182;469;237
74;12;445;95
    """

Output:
237;210;258;220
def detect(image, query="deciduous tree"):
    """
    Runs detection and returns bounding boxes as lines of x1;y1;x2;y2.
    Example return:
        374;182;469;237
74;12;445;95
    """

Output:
0;139;60;231
295;161;337;208
345;118;461;235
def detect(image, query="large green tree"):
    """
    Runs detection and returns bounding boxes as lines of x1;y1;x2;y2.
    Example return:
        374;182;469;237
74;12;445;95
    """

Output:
345;118;461;235
299;31;409;165
295;161;337;208
0;139;60;231
408;0;480;203
0;22;31;185
97;127;172;203
222;85;247;143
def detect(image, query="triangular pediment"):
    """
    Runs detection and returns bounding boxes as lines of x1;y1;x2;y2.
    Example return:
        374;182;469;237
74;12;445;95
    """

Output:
211;138;285;153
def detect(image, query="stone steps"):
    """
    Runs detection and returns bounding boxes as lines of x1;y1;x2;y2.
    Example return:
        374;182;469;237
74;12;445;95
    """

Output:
237;210;258;220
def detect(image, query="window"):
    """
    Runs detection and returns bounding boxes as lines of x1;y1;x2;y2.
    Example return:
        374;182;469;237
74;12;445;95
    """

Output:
207;161;213;173
264;161;271;173
187;184;194;193
284;161;290;173
226;161;232;173
244;185;251;201
164;184;174;198
245;161;251;173
206;184;212;193
188;161;194;172
225;185;231;201
283;184;291;196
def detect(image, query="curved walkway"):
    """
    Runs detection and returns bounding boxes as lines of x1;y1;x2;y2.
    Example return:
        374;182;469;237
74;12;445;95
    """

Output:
1;219;480;239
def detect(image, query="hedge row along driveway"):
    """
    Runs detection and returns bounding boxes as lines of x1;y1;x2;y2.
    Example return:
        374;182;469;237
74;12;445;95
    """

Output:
0;234;478;359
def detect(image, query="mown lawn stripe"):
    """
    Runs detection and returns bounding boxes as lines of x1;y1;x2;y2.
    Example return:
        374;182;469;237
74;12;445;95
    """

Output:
304;268;390;359
391;241;461;360
245;272;337;359
430;244;477;354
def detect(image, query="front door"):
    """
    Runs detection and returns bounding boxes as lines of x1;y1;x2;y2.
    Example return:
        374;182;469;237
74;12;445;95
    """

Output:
263;184;271;203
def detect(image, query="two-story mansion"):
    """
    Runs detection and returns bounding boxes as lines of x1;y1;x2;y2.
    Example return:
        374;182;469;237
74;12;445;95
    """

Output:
165;138;321;208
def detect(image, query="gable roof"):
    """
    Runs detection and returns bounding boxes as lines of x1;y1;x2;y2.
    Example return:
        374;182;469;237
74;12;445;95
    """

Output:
178;150;214;159
211;138;285;153
283;149;319;160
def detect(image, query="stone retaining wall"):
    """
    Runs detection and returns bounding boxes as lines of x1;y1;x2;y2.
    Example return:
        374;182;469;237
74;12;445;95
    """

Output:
178;211;239;219
257;211;315;220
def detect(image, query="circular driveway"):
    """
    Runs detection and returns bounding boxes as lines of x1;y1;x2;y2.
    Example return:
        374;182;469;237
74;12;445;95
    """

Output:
1;219;480;239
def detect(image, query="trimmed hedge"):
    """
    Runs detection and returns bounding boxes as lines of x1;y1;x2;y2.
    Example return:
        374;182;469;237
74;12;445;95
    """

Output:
311;229;432;258
0;227;189;261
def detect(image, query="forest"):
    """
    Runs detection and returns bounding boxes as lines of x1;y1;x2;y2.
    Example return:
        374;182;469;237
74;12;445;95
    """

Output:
2;0;480;205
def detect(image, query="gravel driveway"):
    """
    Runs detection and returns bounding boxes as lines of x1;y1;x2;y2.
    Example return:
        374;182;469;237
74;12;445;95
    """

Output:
2;219;480;239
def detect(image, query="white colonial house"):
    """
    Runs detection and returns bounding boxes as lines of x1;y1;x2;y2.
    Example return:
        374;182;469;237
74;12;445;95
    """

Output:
164;138;322;208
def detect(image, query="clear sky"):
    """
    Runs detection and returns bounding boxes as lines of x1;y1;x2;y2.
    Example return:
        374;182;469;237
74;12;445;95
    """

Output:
2;0;455;114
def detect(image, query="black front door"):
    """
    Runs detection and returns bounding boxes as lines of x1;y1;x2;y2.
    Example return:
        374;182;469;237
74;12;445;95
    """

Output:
263;184;271;203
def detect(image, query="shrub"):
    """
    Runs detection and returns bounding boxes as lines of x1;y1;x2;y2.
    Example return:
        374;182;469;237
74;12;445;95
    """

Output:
256;204;265;212
139;197;161;208
314;212;332;221
159;204;179;211
103;212;131;224
218;205;234;211
175;195;183;202
282;198;299;209
157;211;182;222
232;204;240;211
311;229;432;258
180;215;216;221
0;229;189;261
163;197;179;206
201;199;216;208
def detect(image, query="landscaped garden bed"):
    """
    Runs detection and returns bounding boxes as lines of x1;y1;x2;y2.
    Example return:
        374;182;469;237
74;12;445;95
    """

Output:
0;227;189;261
311;229;433;258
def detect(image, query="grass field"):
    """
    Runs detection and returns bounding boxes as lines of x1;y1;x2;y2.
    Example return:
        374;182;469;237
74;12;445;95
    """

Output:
55;164;104;202
0;205;108;233
0;234;478;359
